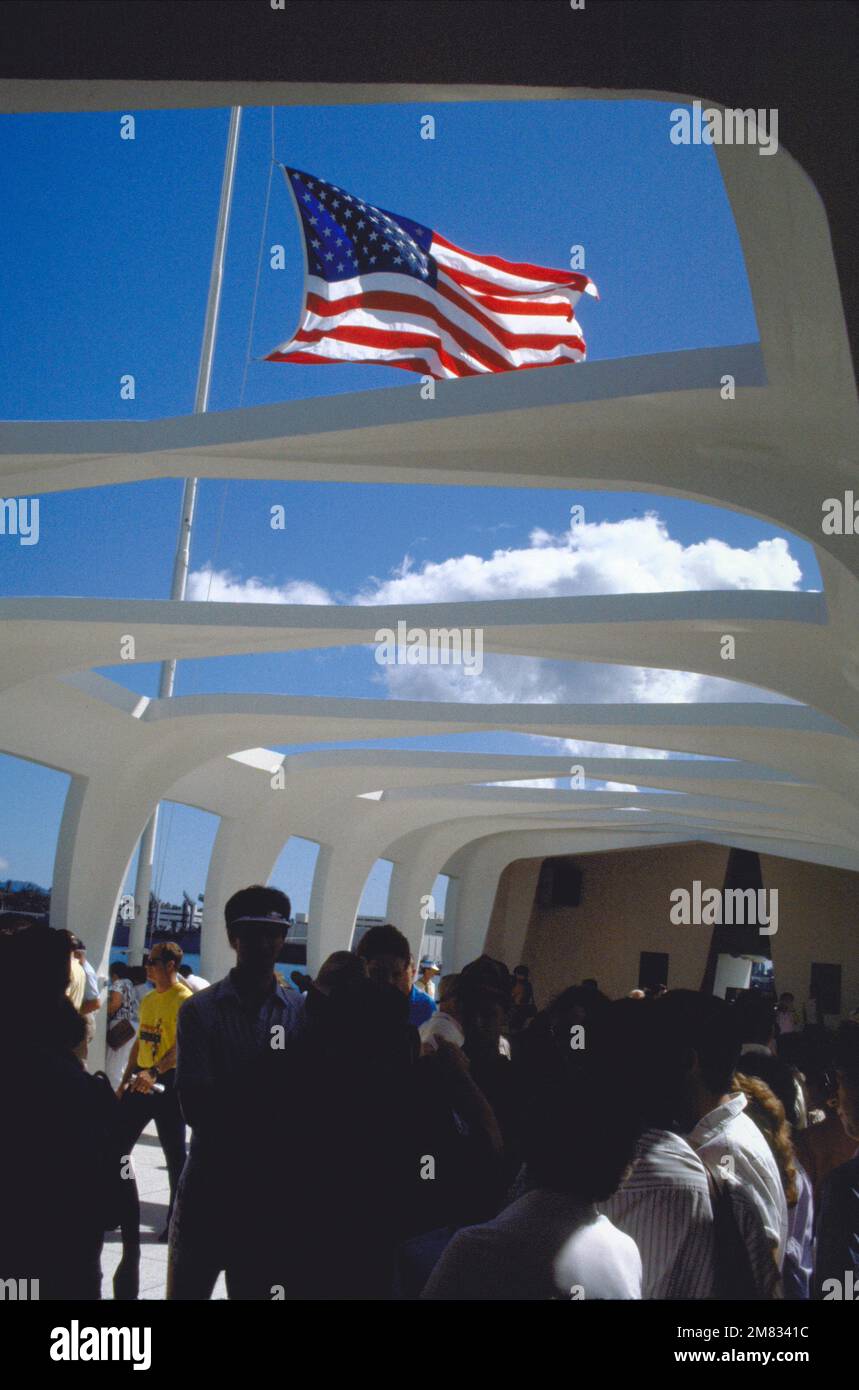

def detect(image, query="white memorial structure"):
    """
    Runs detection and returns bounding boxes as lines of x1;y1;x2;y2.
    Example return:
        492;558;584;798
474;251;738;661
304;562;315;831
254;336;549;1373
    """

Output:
1;83;857;1042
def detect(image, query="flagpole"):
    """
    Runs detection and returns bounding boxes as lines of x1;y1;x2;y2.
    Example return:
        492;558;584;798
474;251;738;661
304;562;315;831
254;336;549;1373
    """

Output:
129;106;243;965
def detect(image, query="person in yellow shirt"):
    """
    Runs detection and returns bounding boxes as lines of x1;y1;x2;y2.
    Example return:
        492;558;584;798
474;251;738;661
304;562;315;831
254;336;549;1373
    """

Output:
116;941;192;1241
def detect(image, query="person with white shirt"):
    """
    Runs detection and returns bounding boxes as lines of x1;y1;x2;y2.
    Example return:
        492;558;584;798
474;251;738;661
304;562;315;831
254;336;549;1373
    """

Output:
416;957;440;1001
649;991;788;1272
178;963;211;994
419;973;466;1052
602;997;781;1300
67;934;101;1066
422;1000;643;1300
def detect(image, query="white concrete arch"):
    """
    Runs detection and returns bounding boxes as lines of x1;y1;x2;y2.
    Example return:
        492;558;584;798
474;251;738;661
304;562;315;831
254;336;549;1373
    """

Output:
4;590;859;736
441;827;702;970
4;667;859;980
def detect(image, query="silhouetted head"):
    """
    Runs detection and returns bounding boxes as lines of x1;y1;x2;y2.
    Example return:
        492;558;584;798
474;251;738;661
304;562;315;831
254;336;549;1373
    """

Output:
355;924;411;995
225;884;291;972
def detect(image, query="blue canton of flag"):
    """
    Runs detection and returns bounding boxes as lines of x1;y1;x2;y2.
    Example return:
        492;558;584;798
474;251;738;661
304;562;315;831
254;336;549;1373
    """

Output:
290;167;439;287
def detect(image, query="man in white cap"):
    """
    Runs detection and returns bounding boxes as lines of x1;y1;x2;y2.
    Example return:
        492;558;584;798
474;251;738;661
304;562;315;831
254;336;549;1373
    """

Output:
416;956;441;1001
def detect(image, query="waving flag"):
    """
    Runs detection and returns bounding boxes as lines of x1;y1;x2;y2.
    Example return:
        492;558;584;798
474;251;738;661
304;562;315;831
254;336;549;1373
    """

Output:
266;166;598;380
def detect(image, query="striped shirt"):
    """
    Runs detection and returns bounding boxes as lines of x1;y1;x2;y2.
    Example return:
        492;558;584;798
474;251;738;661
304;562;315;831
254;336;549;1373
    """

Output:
176;971;306;1111
602;1129;716;1299
603;1128;782;1300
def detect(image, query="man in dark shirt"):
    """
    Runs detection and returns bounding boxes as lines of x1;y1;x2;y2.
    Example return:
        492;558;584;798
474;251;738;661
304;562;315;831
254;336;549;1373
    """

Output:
169;885;304;1300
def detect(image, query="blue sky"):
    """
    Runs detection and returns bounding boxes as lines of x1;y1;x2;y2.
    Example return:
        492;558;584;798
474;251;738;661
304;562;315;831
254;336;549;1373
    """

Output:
0;100;818;915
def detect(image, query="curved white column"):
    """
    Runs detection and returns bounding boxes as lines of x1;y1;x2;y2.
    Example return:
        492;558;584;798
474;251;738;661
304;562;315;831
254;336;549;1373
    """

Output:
306;842;379;976
51;773;155;1071
51;773;152;976
384;819;516;962
199;816;288;981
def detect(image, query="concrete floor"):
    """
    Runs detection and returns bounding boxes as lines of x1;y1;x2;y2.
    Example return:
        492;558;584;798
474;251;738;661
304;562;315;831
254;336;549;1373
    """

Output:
100;1121;227;1301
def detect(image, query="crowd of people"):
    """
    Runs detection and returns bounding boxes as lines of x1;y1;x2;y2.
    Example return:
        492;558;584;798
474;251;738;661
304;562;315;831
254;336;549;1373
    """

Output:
1;894;857;1302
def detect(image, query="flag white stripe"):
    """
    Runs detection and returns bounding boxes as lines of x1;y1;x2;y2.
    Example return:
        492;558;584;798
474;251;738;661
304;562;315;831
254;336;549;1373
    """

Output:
277;271;586;370
432;236;592;298
297;299;586;371
274;338;469;380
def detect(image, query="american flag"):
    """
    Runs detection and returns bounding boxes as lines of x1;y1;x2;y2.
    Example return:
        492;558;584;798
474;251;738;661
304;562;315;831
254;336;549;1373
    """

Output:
265;166;598;380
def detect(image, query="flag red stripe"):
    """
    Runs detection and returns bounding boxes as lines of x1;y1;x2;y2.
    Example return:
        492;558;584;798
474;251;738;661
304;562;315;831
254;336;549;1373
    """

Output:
433;277;583;354
267;349;443;377
289;321;483;375
447;289;573;317
437;258;590;303
432;232;591;290
304;287;585;366
303;293;513;372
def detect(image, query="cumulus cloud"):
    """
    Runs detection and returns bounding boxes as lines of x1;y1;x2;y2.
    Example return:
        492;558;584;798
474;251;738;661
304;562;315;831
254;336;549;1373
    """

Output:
188;513;803;716
358;513;800;708
373;650;788;709
354;513;802;605
187;565;332;607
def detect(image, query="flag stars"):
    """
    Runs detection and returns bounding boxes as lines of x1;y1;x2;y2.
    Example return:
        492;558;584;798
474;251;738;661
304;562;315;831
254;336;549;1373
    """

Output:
324;251;334;261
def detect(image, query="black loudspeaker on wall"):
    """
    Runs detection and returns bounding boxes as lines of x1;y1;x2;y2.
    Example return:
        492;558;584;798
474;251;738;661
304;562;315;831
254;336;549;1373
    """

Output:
537;857;583;909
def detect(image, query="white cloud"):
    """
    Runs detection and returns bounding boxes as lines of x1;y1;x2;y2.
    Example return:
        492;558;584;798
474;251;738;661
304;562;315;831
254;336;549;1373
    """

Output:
353;513;802;605
358;513;801;709
187;566;332;606
188;514;802;721
0;857;9;876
